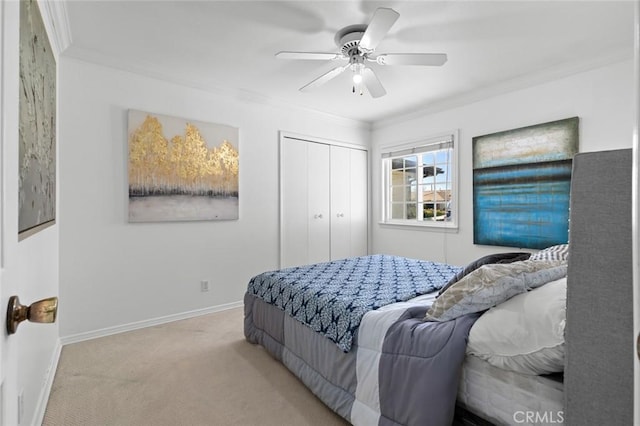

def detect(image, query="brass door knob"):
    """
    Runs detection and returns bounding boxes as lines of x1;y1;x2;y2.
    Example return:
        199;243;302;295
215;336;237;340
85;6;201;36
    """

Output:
6;295;58;335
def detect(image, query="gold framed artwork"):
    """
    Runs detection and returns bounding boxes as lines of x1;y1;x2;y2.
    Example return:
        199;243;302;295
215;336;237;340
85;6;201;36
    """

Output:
127;110;239;222
18;0;57;239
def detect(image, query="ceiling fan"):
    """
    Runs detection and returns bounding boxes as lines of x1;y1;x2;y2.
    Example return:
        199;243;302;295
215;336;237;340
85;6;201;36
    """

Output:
276;7;447;98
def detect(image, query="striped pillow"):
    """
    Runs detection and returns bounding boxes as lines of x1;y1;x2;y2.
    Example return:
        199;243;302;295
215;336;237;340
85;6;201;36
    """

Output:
529;244;569;262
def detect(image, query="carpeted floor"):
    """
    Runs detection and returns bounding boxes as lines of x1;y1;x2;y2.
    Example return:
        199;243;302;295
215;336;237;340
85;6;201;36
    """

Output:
43;307;349;426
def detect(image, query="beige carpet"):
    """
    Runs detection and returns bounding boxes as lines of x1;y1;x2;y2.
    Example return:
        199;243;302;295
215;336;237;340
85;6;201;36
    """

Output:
43;307;349;426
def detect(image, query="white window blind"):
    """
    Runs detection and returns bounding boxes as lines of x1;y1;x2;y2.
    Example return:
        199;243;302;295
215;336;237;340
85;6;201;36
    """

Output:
381;136;454;159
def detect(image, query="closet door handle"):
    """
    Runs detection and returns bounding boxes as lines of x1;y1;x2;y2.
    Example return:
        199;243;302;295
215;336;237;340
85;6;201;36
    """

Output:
314;214;323;219
336;213;344;218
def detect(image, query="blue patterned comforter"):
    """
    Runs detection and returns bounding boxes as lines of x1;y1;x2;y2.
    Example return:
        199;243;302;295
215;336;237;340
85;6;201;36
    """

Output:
247;254;461;352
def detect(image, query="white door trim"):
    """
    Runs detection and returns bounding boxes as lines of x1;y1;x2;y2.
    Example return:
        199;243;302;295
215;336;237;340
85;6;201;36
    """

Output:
633;1;640;424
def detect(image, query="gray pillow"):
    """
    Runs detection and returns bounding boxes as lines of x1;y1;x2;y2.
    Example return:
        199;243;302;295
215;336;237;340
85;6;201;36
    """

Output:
425;260;567;322
438;252;531;297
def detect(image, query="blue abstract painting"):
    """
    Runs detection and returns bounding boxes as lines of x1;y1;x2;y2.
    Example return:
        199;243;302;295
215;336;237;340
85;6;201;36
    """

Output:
473;117;579;249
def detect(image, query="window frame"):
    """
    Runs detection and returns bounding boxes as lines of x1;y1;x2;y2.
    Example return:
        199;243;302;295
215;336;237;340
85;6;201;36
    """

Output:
380;130;459;230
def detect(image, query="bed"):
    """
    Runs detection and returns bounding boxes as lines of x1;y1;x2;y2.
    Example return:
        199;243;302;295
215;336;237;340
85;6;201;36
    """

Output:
244;251;568;425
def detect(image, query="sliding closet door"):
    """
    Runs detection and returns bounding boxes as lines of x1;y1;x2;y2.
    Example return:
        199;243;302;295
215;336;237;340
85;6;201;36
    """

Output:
330;146;367;260
280;137;330;268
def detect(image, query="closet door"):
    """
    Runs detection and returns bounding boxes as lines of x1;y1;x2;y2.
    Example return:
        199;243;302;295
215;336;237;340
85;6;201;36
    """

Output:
281;138;330;268
330;146;368;260
349;148;368;256
307;142;331;263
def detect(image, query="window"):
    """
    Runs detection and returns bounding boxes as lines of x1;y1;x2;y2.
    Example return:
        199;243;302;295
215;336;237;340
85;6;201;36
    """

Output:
381;132;457;228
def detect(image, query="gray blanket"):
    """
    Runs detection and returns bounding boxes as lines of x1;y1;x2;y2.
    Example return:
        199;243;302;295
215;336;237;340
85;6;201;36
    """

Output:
245;292;479;425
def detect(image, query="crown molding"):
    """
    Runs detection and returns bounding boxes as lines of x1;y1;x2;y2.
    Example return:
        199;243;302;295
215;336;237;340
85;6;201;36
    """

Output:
37;0;72;60
373;48;633;131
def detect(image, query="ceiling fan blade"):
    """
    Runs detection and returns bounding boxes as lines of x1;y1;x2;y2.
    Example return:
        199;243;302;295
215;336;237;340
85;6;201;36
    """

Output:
276;51;342;61
300;65;348;92
374;53;448;66
359;8;400;52
363;67;386;98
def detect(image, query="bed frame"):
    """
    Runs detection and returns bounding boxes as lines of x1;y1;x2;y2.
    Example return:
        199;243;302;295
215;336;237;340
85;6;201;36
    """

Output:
564;148;633;424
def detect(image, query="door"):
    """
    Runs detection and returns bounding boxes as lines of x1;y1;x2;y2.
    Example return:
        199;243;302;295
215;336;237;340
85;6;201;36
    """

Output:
349;148;368;257
330;146;368;260
280;137;330;267
306;142;330;264
634;2;640;423
0;0;7;422
0;2;8;424
1;2;20;424
330;146;350;260
281;137;309;268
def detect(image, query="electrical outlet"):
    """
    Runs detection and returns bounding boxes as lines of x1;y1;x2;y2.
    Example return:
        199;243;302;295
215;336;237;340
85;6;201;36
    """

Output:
200;280;209;292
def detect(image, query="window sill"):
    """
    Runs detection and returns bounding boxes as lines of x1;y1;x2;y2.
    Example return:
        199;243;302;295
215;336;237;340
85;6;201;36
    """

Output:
378;221;459;232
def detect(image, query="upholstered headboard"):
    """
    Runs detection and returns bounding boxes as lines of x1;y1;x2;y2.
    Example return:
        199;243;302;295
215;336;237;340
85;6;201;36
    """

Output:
565;149;633;425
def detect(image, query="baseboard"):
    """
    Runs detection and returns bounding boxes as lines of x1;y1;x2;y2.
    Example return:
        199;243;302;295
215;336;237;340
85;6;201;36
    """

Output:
32;338;62;426
60;301;243;345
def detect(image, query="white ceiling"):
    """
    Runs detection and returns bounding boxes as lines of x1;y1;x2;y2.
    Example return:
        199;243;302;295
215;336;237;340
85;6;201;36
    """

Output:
62;1;635;124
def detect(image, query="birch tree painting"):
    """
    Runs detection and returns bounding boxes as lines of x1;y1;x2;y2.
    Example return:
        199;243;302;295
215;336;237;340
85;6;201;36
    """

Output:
19;0;57;238
128;110;239;222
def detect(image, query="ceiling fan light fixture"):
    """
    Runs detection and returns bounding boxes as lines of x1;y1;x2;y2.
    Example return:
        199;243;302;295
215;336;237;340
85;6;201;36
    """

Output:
352;63;364;85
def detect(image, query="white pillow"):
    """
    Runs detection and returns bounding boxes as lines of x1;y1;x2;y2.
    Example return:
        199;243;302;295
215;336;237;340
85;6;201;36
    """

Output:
466;277;566;375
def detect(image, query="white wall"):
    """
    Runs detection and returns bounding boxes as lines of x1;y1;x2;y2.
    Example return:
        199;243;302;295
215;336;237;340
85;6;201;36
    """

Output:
1;1;60;425
371;60;634;266
59;57;634;338
58;58;369;339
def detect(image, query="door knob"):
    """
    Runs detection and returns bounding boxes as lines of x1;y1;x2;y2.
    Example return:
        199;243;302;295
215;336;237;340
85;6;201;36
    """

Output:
6;295;58;335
